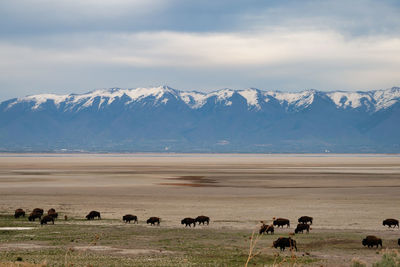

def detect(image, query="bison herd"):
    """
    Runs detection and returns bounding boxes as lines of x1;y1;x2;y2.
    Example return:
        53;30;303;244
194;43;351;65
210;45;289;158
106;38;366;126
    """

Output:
260;216;400;251
12;208;210;228
10;209;400;251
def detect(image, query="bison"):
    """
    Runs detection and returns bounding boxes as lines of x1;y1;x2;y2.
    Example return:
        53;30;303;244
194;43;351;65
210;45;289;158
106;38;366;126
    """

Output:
295;223;310;234
398;238;400;246
86;211;101;220
298;216;313;225
259;224;274;235
147;217;160;225
14;209;25;218
28;212;42;221
195;215;210;225
383;218;399;228
362;236;382;248
273;218;290;228
273;237;297;251
32;208;44;215
40;215;54;225
123;214;138;223
181;218;196;227
48;209;58;219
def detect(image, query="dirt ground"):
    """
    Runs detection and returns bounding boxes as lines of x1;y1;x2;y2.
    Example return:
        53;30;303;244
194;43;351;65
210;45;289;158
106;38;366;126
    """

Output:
0;154;400;266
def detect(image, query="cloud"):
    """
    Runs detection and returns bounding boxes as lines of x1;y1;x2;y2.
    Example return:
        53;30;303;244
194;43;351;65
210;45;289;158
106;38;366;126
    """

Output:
2;29;400;68
0;0;400;100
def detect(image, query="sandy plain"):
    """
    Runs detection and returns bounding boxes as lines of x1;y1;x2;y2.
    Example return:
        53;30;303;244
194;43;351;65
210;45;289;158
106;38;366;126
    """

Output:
0;154;400;266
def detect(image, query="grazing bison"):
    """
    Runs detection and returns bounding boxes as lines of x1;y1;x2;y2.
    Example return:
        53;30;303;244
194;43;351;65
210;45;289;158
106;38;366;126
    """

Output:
273;237;297;251
181;218;196;227
28;212;42;221
48;209;58;219
195;215;210;225
147;217;161;225
362;236;382;248
14;209;25;218
40;215;54;225
32;208;44;215
86;211;101;220
295;224;310;234
273;218;290;228
123;214;138;223
383;218;399;228
298;216;313;225
259;224;274;235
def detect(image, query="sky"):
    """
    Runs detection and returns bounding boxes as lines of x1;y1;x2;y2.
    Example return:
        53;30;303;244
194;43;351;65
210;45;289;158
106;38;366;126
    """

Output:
1;0;400;100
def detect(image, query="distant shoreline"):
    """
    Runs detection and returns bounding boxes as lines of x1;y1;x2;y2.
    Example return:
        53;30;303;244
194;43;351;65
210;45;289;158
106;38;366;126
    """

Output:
0;152;399;157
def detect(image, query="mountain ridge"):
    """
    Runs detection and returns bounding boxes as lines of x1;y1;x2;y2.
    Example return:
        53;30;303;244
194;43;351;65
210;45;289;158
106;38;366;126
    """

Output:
4;86;400;113
1;86;399;153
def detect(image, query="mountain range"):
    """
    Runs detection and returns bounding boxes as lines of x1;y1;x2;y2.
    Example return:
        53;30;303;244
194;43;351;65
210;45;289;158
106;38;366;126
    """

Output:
1;86;399;153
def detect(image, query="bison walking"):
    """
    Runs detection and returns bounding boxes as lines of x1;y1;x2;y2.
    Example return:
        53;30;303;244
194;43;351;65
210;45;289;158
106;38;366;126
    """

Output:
383;218;399;228
273;237;297;251
195;216;210;225
40;215;55;225
295;224;310;234
123;214;138;223
362;236;382;248
14;209;25;218
181;218;196;227
147;217;161;225
298;216;313;225
86;211;101;220
273;218;290;228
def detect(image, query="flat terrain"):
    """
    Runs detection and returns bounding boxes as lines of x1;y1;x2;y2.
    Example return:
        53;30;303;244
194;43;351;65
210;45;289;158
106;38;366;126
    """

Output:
0;154;400;266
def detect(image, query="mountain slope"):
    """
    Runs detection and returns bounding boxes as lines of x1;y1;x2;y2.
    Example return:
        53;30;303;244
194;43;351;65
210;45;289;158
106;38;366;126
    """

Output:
1;86;399;152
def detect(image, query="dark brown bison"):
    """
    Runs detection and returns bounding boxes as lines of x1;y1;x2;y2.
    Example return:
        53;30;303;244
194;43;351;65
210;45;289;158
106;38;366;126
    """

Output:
48;209;58;219
123;214;138;223
147;217;160;225
181;218;196;227
362;236;382;248
32;208;44;215
40;215;54;225
398;238;400;246
298;216;313;225
259;224;274;235
86;211;101;220
28;212;42;221
14;209;25;218
295;224;310;234
273;218;290;228
195;215;210;225
383;218;399;228
273;237;297;251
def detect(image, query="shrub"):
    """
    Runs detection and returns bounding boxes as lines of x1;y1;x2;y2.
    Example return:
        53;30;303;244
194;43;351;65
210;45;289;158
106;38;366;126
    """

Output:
373;250;400;267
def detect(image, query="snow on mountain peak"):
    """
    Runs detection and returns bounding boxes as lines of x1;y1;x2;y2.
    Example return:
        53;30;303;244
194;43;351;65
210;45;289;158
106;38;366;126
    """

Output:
4;86;400;112
265;89;315;109
327;91;372;109
238;88;260;108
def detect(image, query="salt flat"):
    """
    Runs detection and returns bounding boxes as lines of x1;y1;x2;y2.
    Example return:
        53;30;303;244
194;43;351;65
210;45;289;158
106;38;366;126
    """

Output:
0;154;400;266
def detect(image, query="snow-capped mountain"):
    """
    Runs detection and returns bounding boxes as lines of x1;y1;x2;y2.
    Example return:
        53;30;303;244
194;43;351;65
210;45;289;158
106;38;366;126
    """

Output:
1;86;399;152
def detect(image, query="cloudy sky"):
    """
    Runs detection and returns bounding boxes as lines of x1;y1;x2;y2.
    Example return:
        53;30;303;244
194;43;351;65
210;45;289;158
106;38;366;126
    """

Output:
1;0;400;100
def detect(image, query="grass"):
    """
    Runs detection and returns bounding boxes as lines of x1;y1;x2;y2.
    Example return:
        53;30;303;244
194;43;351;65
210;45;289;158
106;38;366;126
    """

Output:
3;213;396;266
0;214;320;266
